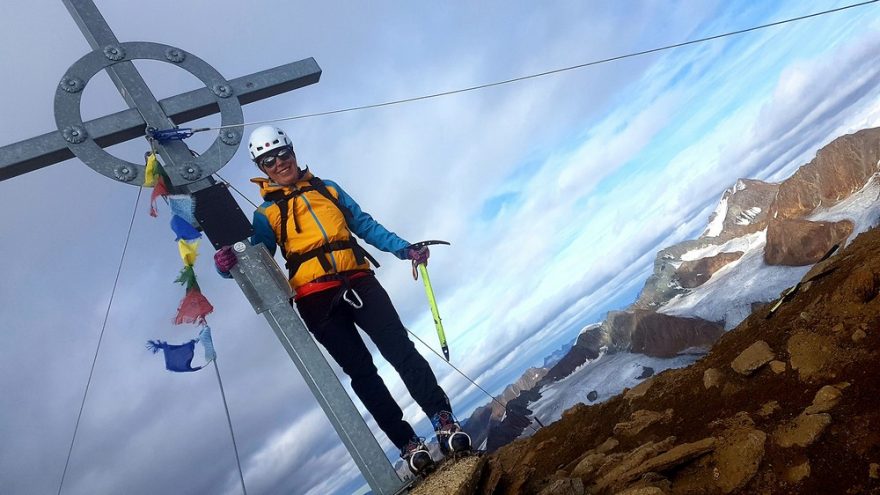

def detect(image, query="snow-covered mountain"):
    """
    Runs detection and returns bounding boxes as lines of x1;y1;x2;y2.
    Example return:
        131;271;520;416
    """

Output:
485;127;880;447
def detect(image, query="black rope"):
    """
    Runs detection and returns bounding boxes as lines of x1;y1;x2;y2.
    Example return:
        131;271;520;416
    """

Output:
206;0;878;129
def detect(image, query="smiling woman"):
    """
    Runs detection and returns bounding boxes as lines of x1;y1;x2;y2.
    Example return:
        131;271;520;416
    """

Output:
215;124;473;473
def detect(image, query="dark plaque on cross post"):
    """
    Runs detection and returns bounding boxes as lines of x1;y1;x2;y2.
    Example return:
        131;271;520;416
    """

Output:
0;1;408;494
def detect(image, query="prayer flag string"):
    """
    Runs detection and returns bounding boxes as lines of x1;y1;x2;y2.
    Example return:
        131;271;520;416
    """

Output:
143;152;215;371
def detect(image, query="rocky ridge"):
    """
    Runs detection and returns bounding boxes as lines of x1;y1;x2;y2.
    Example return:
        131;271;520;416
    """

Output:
437;225;880;494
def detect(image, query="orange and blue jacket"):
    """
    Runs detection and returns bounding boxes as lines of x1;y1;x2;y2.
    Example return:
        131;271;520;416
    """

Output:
250;170;410;297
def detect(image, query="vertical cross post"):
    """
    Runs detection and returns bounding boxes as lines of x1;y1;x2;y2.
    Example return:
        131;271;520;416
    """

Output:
0;1;409;493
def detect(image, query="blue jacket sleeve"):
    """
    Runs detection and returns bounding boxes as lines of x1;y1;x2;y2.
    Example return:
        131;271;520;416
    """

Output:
326;180;411;259
216;204;277;280
251;204;278;256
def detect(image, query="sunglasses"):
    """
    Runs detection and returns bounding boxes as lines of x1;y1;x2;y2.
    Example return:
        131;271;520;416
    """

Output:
258;147;293;168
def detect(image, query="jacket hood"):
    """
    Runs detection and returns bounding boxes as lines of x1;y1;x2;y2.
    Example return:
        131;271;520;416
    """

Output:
250;167;314;199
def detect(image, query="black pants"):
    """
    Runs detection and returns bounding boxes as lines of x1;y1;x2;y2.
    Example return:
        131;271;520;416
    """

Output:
296;273;450;449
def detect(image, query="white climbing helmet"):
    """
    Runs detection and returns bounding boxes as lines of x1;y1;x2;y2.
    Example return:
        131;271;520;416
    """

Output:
248;125;293;161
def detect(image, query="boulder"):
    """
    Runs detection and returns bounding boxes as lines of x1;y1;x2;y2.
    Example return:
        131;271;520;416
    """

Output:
614;487;666;495
571;452;606;479
730;341;775;376
764;218;853;266
785;460;811;483
587;390;599;402
803;385;843;415
613;409;673;437
625;378;654;401
703;368;722;389
773;413;832;448
757;400;780;418
607;310;724;357
833;266;879;303
769;360;786;374
537;477;585;495
712;429;766;494
787;331;838;381
675;251;745;288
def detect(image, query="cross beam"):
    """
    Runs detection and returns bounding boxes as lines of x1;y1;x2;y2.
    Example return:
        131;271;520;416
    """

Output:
0;59;320;181
0;1;408;494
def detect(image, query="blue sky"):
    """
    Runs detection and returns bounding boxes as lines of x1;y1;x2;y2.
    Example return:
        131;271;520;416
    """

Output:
2;1;880;494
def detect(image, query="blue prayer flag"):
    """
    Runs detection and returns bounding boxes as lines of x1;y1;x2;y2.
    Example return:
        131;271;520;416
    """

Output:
199;326;216;363
170;214;201;241
146;339;203;372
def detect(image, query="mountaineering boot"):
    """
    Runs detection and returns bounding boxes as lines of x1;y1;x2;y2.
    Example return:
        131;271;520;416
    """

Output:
430;410;471;455
401;437;434;474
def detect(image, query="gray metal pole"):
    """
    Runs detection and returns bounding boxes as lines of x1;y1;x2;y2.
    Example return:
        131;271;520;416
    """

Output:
229;243;407;495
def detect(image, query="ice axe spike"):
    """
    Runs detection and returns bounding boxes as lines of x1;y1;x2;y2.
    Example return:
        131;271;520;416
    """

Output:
410;240;451;361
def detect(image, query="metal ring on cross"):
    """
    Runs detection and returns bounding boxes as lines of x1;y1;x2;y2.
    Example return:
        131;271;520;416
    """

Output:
53;41;243;185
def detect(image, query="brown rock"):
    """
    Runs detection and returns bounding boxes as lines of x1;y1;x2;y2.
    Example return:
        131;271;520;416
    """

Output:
835;266;879;303
731;341;775;375
832;322;846;333
675;251;745;288
713;429;766;493
562;404;588;420
624;438;715;478
757;400;781;418
786;460;811;483
764;218;853;266
613;409;673;437
595;437;677;484
870;463;880;479
627;311;724;358
852;329;867;343
409;455;485;495
571;453;606;480
625;378;654;401
769;360;786;374
703;368;722;389
803;385;843;415
787;332;837;381
604;310;723;357
770;128;880;221
537;477;585;495
774;413;832;447
597;437;620;454
614;486;666;495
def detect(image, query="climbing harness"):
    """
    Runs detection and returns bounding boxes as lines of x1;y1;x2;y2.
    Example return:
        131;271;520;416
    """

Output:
264;175;380;281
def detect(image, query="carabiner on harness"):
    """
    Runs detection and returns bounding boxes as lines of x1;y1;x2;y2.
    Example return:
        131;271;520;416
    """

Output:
342;288;364;309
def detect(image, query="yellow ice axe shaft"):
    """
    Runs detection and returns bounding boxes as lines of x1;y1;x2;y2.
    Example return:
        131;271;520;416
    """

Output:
418;263;449;361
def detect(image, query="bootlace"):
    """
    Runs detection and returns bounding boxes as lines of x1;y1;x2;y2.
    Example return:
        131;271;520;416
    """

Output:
431;411;459;433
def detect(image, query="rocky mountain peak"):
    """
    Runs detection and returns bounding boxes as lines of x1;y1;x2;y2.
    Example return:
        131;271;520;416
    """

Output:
703;178;779;240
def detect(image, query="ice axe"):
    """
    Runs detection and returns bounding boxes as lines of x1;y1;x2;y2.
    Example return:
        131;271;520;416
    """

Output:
410;240;451;361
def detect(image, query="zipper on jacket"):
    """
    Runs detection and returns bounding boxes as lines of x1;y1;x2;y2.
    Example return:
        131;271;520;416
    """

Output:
300;194;340;273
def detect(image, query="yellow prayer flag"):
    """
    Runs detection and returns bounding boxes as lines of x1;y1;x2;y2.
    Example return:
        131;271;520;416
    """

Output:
178;239;200;266
144;152;158;187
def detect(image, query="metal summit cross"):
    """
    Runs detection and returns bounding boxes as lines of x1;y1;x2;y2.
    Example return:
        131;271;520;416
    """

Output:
0;1;407;494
